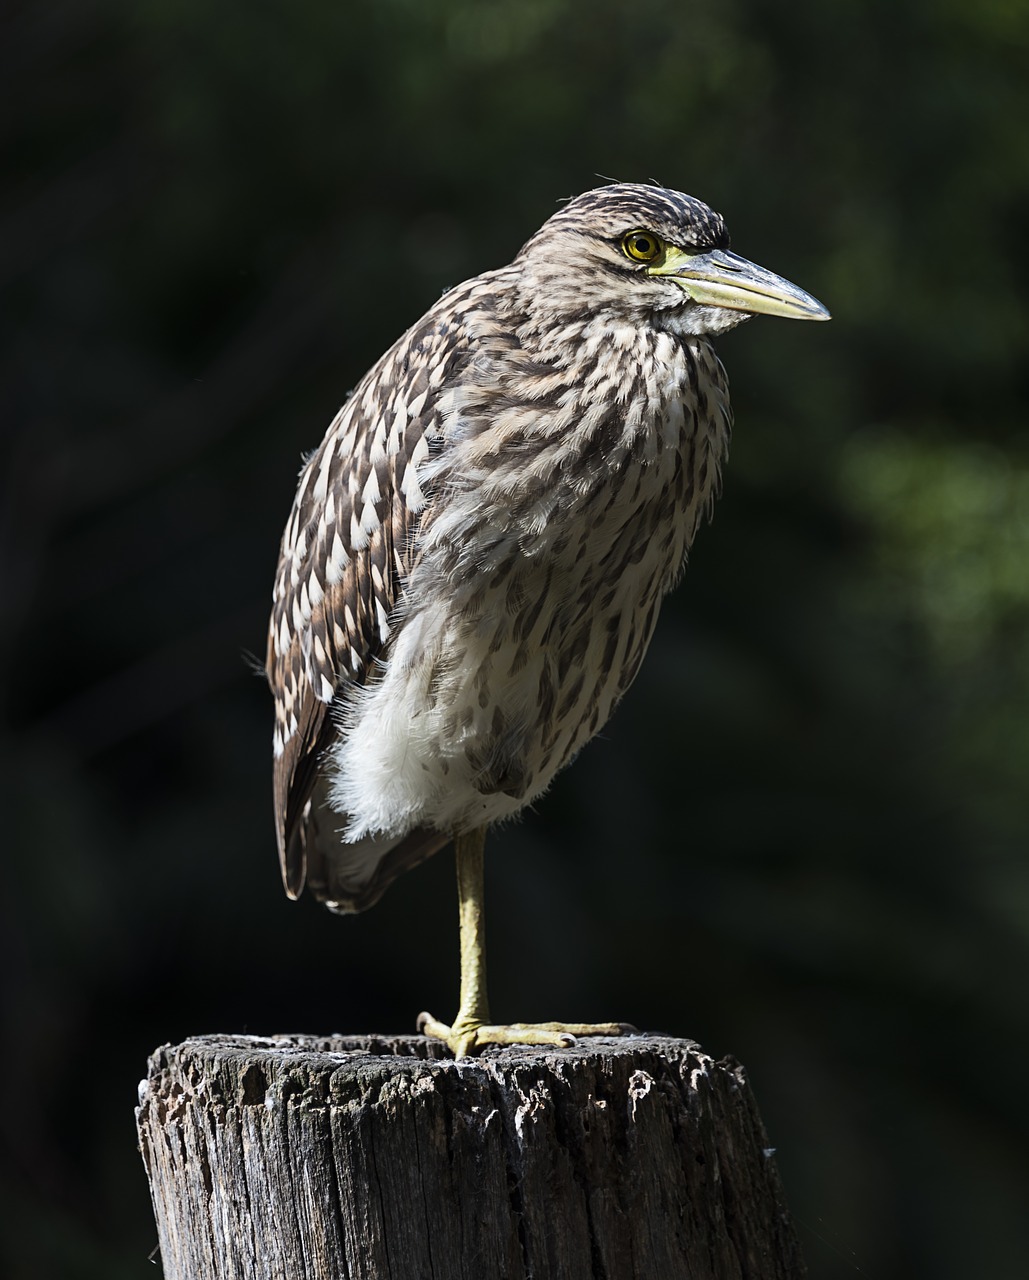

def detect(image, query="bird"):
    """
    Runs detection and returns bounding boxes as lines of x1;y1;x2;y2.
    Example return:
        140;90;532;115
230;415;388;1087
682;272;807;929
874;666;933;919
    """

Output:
267;183;829;1057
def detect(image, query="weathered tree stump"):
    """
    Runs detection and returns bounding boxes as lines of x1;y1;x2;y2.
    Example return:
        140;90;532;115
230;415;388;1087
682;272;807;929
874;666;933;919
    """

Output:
136;1033;804;1279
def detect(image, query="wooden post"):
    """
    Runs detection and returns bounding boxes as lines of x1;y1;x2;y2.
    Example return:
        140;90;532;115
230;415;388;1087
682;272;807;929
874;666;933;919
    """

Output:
136;1033;805;1279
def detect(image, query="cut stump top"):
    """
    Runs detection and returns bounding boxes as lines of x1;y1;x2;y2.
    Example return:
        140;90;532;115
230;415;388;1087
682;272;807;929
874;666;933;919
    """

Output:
137;1032;805;1280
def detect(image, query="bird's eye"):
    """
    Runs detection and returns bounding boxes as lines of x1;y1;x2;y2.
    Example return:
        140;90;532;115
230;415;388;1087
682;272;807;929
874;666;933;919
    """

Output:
621;231;663;263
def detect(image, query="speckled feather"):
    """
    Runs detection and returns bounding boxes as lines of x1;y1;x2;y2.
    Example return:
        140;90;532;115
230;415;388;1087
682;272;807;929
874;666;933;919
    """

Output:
267;185;736;911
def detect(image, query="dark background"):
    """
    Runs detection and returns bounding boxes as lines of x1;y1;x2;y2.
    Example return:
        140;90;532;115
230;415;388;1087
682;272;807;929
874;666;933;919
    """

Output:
3;1;1028;1276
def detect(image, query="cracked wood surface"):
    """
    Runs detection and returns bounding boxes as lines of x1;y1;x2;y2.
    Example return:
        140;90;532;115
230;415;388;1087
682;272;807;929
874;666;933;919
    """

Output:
136;1033;805;1279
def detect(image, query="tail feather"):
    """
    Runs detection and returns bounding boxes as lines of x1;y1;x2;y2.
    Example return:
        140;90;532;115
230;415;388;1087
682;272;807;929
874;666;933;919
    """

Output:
297;787;452;913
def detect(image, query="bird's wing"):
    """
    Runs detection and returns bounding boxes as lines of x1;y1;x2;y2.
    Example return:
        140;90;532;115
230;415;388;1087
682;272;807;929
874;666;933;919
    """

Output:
266;304;477;897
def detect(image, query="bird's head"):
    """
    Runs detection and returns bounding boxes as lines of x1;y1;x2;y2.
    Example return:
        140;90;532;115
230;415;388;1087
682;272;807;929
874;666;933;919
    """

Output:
515;183;830;335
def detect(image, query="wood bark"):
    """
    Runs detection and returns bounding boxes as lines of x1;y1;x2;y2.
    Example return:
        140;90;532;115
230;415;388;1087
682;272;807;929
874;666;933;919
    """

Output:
136;1033;805;1279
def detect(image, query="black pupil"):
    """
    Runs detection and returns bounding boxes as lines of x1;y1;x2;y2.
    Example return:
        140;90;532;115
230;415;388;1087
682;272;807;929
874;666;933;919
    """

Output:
635;237;653;256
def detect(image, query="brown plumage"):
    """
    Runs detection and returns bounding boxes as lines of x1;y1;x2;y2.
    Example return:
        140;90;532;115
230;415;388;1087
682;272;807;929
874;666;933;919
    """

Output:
267;183;828;1054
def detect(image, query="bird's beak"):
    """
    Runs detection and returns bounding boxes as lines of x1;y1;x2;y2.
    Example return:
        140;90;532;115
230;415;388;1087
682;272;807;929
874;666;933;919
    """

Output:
652;246;831;321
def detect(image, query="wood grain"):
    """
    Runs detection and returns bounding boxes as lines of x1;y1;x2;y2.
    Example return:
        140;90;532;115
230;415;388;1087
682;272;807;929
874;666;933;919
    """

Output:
136;1033;805;1279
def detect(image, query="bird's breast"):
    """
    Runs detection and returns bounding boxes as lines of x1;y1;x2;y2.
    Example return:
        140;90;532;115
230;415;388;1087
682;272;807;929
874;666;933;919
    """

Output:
327;329;731;840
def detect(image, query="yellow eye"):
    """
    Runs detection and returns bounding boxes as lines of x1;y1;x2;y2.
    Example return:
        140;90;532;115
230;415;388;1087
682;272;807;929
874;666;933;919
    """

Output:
621;230;663;263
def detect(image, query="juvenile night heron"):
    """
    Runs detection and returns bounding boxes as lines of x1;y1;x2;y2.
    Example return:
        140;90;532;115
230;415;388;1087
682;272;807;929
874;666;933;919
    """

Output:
268;183;828;1057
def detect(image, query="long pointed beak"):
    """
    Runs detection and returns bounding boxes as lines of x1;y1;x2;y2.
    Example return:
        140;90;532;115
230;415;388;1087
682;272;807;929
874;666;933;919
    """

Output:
654;247;830;321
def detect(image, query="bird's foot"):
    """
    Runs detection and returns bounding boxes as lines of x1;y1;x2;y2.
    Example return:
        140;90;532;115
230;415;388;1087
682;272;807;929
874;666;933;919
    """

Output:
417;1011;633;1059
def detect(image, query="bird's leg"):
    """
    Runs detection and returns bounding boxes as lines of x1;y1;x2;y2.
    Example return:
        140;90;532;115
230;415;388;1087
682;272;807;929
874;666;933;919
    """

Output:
420;825;493;1055
417;826;630;1058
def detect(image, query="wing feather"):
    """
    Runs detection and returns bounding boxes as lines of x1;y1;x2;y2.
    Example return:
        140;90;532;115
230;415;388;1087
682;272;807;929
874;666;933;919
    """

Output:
266;306;471;897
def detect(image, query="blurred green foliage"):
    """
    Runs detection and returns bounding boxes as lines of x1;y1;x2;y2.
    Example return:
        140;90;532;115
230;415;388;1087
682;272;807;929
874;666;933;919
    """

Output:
2;0;1028;1276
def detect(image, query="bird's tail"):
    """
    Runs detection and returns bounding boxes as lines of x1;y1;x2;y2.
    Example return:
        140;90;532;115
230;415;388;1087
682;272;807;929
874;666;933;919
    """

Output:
299;791;452;913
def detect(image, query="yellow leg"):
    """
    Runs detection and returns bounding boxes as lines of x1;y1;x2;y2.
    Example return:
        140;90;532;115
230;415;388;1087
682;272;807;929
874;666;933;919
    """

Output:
417;826;630;1058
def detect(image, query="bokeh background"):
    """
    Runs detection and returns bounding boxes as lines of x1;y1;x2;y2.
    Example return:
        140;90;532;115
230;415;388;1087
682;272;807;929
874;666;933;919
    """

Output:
3;0;1028;1276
